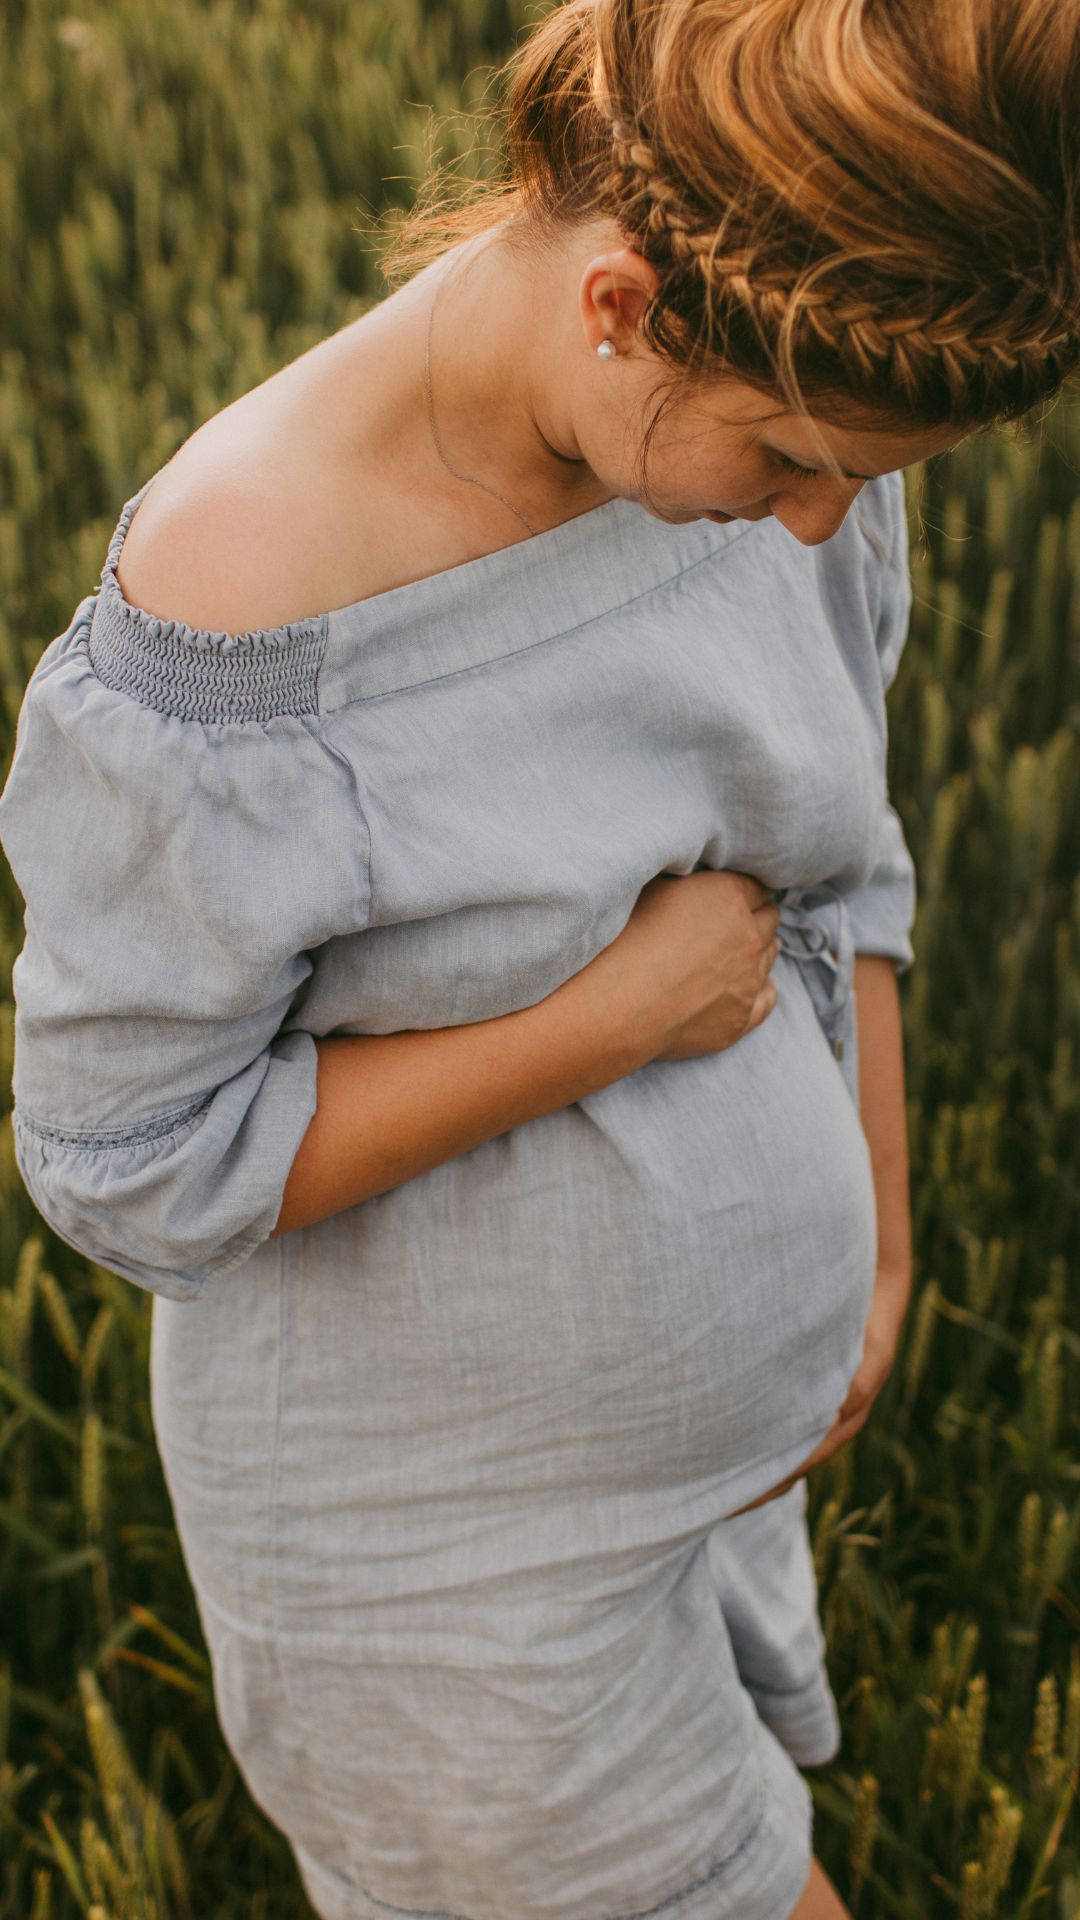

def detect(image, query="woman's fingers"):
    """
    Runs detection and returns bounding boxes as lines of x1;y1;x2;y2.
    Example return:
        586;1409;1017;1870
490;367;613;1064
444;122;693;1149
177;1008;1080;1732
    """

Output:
723;1404;869;1519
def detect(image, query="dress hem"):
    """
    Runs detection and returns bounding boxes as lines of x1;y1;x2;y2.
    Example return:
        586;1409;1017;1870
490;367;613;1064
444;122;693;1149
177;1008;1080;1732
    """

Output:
289;1719;814;1920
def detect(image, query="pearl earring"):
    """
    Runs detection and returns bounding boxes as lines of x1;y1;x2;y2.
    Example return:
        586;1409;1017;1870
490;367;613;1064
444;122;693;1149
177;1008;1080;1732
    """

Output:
596;339;617;359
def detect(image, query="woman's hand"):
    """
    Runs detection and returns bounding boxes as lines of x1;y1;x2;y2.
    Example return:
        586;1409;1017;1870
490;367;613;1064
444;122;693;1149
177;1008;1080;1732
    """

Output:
724;1260;913;1518
830;1259;912;1432
573;868;783;1071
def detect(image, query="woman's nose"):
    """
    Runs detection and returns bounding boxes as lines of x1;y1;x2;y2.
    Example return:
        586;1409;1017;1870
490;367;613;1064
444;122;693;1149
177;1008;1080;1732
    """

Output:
771;482;866;547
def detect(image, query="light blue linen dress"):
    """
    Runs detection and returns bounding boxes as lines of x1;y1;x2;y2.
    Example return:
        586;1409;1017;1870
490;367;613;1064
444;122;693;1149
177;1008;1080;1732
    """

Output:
0;460;916;1920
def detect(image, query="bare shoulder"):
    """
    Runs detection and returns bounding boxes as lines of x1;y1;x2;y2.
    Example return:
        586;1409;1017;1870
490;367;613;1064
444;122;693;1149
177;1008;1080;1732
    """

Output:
113;426;352;636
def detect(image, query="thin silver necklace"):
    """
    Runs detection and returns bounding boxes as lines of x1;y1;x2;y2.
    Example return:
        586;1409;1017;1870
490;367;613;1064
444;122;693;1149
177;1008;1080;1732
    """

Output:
423;260;541;539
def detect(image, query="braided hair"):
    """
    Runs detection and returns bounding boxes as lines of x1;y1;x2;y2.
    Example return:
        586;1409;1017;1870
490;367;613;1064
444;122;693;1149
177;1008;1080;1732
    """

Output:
601;98;1075;434
378;0;1079;457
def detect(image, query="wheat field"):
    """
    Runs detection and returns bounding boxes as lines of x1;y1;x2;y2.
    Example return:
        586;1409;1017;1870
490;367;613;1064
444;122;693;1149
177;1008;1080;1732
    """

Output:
0;1;1077;1915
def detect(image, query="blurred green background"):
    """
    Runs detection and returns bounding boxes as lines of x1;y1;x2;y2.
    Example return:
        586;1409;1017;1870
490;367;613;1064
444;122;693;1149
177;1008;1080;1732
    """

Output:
0;0;1077;1915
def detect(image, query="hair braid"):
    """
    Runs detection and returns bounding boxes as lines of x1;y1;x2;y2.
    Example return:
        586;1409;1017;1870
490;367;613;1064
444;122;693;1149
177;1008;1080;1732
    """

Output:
378;0;1080;434
608;116;702;262
604;106;1074;413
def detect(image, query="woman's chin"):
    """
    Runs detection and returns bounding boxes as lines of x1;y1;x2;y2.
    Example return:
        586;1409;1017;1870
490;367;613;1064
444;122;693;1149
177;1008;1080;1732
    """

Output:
643;504;738;525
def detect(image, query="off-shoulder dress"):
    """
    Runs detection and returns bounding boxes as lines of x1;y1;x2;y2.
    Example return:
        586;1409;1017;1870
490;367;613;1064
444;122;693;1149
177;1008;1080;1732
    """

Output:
0;465;917;1920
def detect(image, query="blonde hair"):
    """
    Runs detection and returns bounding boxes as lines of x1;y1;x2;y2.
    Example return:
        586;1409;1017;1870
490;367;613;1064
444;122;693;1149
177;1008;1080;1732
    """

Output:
375;0;1079;488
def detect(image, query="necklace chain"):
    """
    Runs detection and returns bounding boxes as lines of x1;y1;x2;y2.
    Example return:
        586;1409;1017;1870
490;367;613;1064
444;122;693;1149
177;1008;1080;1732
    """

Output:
423;260;541;539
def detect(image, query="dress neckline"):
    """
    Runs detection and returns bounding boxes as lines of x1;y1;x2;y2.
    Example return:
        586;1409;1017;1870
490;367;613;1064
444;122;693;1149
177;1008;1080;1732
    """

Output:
99;463;759;713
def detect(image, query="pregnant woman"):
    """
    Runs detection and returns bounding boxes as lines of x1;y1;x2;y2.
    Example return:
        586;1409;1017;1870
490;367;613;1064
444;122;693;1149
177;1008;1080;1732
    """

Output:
2;0;1076;1914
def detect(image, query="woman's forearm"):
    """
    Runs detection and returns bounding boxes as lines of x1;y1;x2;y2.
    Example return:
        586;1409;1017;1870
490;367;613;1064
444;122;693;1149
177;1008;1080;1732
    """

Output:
271;970;652;1239
273;946;910;1248
853;953;913;1288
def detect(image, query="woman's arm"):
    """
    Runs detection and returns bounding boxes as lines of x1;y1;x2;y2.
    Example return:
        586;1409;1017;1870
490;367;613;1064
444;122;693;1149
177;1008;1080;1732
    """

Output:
853;952;913;1300
271;974;652;1238
274;870;781;1238
274;868;783;1238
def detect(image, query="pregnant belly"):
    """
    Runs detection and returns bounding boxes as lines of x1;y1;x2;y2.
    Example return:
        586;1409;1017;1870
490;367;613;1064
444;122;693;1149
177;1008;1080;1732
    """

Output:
247;953;876;1605
151;957;875;1641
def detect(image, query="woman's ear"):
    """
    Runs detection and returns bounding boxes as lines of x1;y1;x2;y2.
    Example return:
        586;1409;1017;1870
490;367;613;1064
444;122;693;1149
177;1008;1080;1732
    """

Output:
579;248;662;352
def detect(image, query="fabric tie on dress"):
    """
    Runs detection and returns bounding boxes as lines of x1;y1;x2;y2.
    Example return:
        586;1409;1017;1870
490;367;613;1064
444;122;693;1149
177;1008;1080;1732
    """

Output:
772;882;856;1075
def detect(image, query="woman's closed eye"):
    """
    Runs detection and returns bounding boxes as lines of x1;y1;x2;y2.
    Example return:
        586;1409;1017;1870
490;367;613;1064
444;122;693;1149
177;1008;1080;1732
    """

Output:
772;451;821;480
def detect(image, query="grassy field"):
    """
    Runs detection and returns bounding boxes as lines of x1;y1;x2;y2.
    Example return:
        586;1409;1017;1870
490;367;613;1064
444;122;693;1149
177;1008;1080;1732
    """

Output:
0;0;1077;1915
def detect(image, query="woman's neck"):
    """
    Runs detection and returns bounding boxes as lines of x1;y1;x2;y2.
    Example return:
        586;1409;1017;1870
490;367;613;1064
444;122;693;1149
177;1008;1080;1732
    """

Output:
330;221;619;532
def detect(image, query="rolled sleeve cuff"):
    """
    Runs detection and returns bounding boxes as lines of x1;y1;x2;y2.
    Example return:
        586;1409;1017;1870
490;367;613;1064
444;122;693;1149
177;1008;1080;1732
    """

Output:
845;801;917;974
11;1029;319;1303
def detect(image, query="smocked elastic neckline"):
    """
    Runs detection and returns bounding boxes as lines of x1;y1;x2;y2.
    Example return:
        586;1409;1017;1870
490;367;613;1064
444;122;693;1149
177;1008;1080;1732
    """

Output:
88;469;329;723
99;470;329;650
87;460;759;721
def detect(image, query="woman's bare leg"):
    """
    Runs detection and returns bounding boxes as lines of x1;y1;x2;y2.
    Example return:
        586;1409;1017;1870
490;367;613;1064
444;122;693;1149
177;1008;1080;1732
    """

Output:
784;1855;854;1919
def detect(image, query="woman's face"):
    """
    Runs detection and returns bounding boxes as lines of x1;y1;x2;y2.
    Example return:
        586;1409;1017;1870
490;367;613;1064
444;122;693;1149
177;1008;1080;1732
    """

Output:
569;241;968;545
618;375;966;545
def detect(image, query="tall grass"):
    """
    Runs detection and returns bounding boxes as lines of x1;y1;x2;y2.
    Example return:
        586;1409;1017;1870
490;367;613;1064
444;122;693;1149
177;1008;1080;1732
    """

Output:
0;0;1077;1914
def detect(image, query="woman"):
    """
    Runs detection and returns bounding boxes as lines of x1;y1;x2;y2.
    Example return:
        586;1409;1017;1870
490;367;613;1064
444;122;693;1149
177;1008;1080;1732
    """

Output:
1;0;1075;1914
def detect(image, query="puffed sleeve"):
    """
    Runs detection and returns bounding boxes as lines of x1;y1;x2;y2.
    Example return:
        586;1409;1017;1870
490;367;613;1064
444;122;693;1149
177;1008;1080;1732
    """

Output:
0;585;369;1303
844;469;918;973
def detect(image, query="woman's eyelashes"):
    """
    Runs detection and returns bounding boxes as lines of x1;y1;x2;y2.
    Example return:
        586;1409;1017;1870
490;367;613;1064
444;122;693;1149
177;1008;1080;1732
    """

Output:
772;450;821;479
